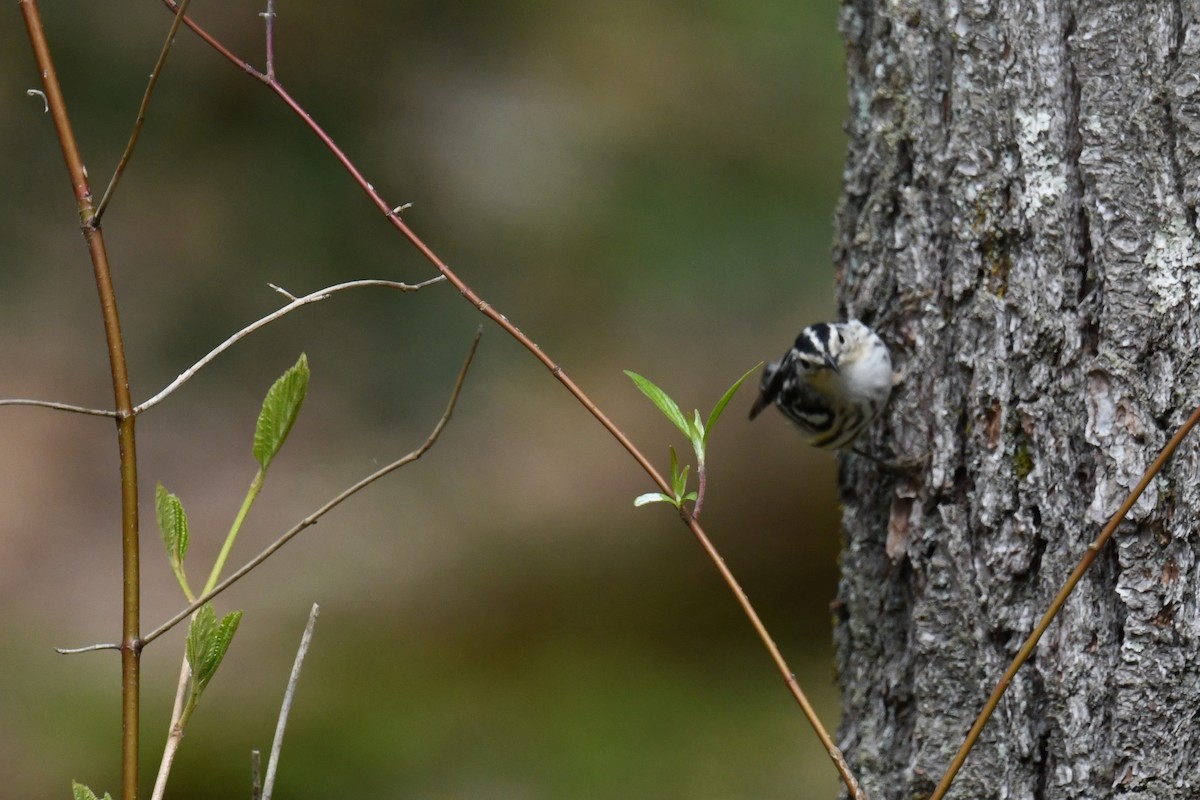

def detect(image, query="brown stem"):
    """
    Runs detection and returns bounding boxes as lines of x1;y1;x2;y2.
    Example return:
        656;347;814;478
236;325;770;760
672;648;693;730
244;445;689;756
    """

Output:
929;404;1200;799
19;3;141;799
263;0;277;81
682;513;864;797
94;0;193;221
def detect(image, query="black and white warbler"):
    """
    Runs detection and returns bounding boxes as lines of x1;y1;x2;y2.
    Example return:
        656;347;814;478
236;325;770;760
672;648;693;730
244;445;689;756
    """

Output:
749;320;893;449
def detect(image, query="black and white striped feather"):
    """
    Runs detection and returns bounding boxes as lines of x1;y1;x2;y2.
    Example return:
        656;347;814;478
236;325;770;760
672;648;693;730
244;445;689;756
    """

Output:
749;320;892;449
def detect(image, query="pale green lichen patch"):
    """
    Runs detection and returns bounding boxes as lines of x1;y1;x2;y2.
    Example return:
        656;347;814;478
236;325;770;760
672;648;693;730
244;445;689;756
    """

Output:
1144;213;1199;314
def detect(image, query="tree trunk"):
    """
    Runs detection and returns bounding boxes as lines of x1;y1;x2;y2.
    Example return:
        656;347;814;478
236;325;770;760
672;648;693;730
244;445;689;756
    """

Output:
832;2;1200;798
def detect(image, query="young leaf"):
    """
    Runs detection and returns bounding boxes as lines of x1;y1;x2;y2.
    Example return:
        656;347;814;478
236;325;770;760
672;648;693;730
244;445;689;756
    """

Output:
186;604;216;680
691;409;706;465
634;492;675;507
673;464;691;501
703;362;763;448
253;354;310;472
155;483;189;563
187;605;244;695
206;610;244;687
71;782;112;800
624;370;692;439
155;483;191;591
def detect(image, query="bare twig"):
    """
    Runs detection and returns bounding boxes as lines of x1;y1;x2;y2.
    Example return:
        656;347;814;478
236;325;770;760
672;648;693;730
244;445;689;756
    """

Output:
681;511;864;798
138;327;482;649
251;750;263;800
0;399;116;417
261;0;277;82
19;5;142;798
134;277;444;415
56;642;121;655
150;658;192;800
93;0;193;222
155;5;861;793
693;466;708;520
929;404;1200;800
262;602;319;800
1;278;445;421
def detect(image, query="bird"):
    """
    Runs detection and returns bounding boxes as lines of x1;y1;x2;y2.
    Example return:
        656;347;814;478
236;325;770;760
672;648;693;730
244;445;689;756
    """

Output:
749;320;893;450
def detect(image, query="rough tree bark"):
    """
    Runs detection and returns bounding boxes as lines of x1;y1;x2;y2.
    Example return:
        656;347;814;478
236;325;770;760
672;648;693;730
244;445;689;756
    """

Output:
832;2;1200;799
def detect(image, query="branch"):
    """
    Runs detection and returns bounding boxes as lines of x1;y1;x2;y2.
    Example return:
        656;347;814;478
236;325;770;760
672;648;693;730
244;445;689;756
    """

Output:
0;278;445;421
19;4;142;799
134;277;444;415
929;404;1200;800
56;642;121;655
149;657;192;800
0;399;116;417
250;751;263;800
261;0;277;82
681;513;864;798
94;0;193;221
261;602;319;800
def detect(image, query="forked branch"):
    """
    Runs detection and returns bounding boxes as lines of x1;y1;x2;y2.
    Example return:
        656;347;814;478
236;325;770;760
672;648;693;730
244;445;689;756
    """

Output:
0;278;445;420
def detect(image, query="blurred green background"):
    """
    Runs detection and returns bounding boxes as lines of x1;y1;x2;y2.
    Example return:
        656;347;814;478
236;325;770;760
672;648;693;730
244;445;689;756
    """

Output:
1;2;850;798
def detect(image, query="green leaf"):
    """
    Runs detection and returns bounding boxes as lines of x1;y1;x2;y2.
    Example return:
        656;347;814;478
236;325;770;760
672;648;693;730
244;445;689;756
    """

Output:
634;492;675;507
186;604;215;679
155;484;190;582
703;362;763;448
673;465;690;501
624;370;692;439
71;781;112;800
186;605;244;695
253;354;310;472
691;409;706;465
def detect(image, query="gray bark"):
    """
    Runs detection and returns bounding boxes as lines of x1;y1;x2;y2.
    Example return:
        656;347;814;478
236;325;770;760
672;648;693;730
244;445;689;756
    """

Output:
832;2;1200;799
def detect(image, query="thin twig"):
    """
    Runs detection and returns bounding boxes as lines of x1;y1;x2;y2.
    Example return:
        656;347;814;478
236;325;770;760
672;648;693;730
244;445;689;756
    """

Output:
262;602;319;800
94;0;193;222
19;5;142;799
138;327;482;649
1;278;444;421
0;399;117;417
56;642;122;655
683;511;864;798
262;0;277;82
156;0;261;77
156;5;862;792
929;404;1200;800
251;750;263;800
150;657;192;800
134;277;443;415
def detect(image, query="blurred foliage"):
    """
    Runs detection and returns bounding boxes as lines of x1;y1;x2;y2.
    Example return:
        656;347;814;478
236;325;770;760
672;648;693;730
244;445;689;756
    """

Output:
0;1;851;798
